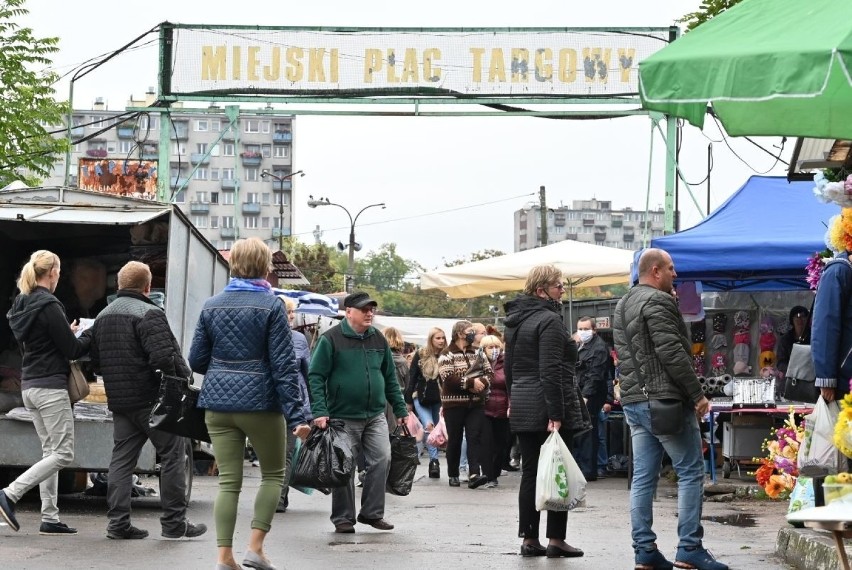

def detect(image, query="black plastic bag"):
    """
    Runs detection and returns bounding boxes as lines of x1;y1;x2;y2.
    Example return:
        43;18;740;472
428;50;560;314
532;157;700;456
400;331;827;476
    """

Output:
387;424;419;496
148;371;210;442
292;419;354;489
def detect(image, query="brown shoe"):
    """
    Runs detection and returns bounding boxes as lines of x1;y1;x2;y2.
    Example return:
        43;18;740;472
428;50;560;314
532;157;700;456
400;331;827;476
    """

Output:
334;522;355;533
356;514;394;530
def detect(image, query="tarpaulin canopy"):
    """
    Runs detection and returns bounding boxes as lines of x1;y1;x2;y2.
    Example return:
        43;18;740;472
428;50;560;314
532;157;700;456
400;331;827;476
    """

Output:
272;289;339;316
639;0;852;139
419;240;633;298
648;176;838;291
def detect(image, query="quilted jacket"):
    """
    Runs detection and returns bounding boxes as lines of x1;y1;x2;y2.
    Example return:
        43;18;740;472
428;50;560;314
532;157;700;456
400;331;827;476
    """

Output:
613;284;703;406
189;289;307;427
812;254;852;396
503;294;590;435
89;290;189;412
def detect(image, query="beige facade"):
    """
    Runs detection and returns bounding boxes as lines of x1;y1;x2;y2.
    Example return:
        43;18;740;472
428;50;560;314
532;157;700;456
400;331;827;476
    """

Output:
39;93;296;251
514;198;665;252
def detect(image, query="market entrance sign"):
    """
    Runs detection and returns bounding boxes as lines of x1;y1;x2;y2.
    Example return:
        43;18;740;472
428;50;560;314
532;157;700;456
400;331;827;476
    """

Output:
162;25;672;99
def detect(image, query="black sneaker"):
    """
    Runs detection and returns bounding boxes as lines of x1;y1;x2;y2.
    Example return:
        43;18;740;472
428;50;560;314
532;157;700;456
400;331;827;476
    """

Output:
39;521;77;535
107;525;149;539
0;490;19;532
162;520;208;539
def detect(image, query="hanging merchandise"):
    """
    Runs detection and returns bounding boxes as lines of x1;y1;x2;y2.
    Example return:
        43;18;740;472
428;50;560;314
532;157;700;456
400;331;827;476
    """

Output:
710;351;728;377
712;313;728;333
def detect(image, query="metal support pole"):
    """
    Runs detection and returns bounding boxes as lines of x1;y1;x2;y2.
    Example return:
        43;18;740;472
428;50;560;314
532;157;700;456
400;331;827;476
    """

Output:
347;225;356;293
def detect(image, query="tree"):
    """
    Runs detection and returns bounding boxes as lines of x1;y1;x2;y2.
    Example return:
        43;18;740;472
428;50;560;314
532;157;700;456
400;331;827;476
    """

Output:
0;0;68;187
355;243;423;291
282;238;342;294
442;248;506;267
678;0;743;32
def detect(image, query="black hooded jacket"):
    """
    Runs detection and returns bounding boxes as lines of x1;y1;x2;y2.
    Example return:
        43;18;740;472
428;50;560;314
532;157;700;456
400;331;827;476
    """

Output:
6;286;90;389
503;294;590;435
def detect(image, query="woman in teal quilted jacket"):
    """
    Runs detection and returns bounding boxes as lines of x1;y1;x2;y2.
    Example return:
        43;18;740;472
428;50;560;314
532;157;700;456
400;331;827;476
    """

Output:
189;238;310;570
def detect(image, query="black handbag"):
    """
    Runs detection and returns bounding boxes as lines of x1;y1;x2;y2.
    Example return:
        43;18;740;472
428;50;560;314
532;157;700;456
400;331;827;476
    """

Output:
650;398;687;436
148;371;211;442
783;344;819;403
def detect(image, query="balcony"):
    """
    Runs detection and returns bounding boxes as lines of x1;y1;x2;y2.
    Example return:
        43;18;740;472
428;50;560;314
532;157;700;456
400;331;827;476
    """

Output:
582;218;595;226
190;202;210;214
190;153;210;165
272;227;291;238
85;149;108;158
141;150;158;160
71;126;85;137
221;129;235;141
594;232;607;242
242;202;262;215
623;234;635;242
611;219;623;228
272;131;292;144
220;227;236;239
553;215;566;227
117;126;135;139
220;179;237;191
170;176;191;188
566;233;578;240
272;179;292;192
240;152;262;166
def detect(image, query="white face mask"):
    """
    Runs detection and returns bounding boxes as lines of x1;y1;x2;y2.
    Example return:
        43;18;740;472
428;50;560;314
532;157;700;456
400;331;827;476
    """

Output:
489;348;501;361
577;330;593;344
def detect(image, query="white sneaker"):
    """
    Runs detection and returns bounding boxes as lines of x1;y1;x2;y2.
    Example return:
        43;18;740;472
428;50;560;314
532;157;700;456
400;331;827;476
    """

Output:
251;460;260;467
459;466;469;482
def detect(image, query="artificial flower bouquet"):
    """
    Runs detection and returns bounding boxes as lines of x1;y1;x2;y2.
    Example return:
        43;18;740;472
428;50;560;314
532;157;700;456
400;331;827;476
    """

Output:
751;407;804;499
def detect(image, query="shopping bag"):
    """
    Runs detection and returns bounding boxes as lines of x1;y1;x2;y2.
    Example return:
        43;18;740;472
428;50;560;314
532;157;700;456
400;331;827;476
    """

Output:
798;397;845;473
148;371;211;442
426;415;447;448
286;437;322;496
406;413;424;442
387;424;419;496
291;420;354;489
787;476;815;525
535;431;586;512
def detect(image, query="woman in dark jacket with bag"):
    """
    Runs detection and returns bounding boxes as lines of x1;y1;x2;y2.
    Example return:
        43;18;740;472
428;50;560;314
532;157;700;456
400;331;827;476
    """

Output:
504;264;590;559
404;327;446;478
189;238;311;570
0;250;90;536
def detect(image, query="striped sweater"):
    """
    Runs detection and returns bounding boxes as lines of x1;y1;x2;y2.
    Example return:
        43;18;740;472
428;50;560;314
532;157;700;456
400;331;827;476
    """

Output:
437;343;492;409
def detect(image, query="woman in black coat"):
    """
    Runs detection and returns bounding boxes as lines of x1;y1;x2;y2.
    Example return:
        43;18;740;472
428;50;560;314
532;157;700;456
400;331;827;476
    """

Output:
503;265;591;559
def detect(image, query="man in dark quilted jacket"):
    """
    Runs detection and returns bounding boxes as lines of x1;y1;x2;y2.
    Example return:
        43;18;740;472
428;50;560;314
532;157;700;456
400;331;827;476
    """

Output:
89;261;207;541
308;291;408;534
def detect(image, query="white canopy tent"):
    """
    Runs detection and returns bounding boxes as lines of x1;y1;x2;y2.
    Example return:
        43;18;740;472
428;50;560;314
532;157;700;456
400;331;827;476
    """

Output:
419;240;634;298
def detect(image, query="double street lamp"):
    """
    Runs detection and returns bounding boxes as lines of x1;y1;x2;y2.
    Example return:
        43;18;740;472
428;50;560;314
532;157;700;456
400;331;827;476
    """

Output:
260;169;305;251
307;196;386;293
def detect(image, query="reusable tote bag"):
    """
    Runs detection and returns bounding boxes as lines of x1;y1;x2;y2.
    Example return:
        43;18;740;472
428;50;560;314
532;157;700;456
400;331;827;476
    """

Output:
535;431;586;512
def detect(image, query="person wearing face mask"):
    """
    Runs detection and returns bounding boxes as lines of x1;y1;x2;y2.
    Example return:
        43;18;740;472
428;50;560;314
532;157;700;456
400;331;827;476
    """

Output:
437;320;493;489
480;335;509;489
573;316;611;482
503;264;590;559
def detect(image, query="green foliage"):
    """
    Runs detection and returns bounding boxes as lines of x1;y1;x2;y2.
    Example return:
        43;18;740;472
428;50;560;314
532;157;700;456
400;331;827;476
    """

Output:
354;243;423;291
0;0;69;187
443;248;506;267
678;0;742;32
282;237;342;294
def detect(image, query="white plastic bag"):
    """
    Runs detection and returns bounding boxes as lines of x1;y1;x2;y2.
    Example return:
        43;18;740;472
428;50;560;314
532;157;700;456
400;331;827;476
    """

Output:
798;396;845;473
535;431;587;511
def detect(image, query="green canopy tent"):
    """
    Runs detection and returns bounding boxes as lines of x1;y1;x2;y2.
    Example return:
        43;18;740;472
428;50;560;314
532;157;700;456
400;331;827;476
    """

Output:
639;0;852;139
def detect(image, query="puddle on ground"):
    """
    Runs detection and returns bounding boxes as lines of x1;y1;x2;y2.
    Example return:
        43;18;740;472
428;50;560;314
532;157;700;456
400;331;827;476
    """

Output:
701;513;757;527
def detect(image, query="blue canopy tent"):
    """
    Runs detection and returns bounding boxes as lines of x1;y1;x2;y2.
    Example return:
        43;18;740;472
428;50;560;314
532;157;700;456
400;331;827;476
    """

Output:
272;289;339;317
643;176;838;291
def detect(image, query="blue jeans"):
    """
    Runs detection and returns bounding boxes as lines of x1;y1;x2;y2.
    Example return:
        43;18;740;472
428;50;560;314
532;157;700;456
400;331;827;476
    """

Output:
413;400;442;461
331;414;391;526
623;401;705;551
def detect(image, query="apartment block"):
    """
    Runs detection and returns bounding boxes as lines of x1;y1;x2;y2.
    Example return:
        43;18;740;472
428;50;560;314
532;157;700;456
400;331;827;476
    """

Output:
514;198;666;251
37;92;297;251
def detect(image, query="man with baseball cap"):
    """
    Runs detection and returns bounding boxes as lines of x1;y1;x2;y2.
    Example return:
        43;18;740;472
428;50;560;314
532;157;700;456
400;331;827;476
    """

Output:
308;291;408;534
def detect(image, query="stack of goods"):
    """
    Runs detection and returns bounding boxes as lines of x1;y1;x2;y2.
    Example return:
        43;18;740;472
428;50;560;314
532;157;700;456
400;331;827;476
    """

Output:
758;316;777;374
709;313;728;376
732;310;752;375
691;320;706;377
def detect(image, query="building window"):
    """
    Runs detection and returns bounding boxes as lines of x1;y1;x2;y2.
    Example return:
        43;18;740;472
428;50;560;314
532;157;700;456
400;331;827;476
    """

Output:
194;168;207;180
196;120;208;132
210;168;220;181
196;143;208;154
222;192;235;205
192;215;208;228
119;141;135;153
91;115;106;128
246;192;259;204
172;190;186;203
211;119;221;132
210;216;219;229
209;144;220;157
274;194;288;206
245;168;259;182
223;143;235;157
244;217;258;229
273;145;290;158
210;192;219;204
261;144;272;158
261;217;270;228
195;191;208;202
222;216;234;229
261;193;270;205
173;143;187;156
221;240;233;249
245;119;270;134
139;116;158;131
222;168;234;180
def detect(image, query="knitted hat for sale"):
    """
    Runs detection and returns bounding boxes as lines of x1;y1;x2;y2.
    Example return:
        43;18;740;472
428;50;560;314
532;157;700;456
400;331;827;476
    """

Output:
690;320;706;343
710;351;727;376
712;313;728;333
759;331;777;351
734;310;751;332
693;354;706;376
692;342;705;356
759;350;776;368
733;331;750;346
733;343;751;375
711;333;727;350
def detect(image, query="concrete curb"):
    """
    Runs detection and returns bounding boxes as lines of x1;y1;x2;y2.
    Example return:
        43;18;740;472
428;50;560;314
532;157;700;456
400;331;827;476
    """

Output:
777;526;849;570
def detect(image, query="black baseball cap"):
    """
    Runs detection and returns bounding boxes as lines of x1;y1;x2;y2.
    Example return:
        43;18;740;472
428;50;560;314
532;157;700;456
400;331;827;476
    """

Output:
344;291;378;309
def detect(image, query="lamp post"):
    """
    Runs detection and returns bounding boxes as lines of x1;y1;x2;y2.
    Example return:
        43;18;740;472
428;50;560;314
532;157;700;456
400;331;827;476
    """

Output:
307;196;386;293
260;170;304;251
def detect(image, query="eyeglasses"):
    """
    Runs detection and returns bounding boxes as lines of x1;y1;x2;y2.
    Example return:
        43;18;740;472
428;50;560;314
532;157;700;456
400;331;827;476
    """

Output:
357;306;377;314
549;283;565;290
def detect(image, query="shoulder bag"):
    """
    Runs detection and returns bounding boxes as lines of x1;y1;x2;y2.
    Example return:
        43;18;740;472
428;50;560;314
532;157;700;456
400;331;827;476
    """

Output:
148;371;211;442
67;361;90;403
783;344;818;403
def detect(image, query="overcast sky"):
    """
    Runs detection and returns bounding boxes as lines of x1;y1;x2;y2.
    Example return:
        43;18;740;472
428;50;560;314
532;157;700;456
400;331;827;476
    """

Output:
22;0;791;272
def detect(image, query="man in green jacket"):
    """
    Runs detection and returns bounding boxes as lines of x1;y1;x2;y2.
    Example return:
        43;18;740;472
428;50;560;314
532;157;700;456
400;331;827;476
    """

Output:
309;292;408;534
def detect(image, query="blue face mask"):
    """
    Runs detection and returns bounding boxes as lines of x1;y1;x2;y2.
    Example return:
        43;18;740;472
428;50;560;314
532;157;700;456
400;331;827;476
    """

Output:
578;330;593;344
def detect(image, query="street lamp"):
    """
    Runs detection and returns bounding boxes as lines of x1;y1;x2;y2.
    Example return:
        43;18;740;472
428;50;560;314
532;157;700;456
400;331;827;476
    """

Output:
260;169;304;251
307;196;386;293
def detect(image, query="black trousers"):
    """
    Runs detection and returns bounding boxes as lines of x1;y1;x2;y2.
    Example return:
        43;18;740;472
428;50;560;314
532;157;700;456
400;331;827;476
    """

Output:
517;430;571;540
443;406;486;478
485;416;511;481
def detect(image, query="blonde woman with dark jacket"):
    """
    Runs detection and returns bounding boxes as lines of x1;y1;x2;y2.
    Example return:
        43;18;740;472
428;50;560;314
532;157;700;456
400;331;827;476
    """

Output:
404;327;446;478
